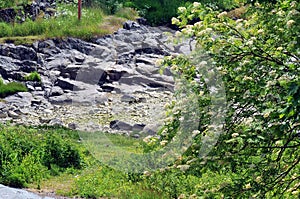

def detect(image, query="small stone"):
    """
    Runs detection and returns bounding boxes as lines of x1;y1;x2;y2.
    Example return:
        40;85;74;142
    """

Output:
132;123;146;132
68;123;78;130
110;120;132;131
0;111;8;118
8;111;19;119
49;118;63;126
121;94;136;103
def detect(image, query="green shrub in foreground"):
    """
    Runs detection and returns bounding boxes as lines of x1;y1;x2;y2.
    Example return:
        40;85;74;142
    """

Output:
0;125;84;188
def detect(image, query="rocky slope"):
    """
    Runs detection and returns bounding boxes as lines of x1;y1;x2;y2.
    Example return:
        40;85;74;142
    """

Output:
0;21;194;136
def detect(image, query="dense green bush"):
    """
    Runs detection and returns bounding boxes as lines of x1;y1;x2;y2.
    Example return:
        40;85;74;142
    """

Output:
0;125;84;188
0;79;28;98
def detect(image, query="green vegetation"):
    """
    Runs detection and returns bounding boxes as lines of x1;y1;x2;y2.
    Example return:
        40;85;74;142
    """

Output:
0;0;299;198
0;0;31;9
24;71;41;82
0;125;84;188
0;78;28;98
93;0;249;25
151;0;299;198
0;3;138;43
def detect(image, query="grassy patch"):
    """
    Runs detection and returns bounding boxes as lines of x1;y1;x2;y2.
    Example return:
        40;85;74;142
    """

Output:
24;71;41;82
0;4;138;44
0;78;28;98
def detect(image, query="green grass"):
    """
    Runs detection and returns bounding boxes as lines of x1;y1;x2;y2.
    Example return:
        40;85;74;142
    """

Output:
24;71;41;82
0;4;138;43
0;78;28;98
0;124;167;198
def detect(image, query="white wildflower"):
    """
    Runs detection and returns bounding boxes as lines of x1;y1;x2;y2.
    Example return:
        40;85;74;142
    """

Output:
178;7;187;13
257;29;264;34
246;40;253;46
236;19;243;23
243;76;253;81
231;133;239;138
193;2;201;8
143;135;152;143
217;11;227;18
287;20;295;28
175;31;183;37
176;164;190;172
155;59;163;66
172;17;180;25
290;1;297;8
192;130;200;137
143;170;151;176
276;46;283;51
276;10;285;17
194;21;202;28
160;140;168;146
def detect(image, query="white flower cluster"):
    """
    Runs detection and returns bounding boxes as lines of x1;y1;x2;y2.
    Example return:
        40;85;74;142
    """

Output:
287;20;295;28
217;11;228;18
178;7;187;13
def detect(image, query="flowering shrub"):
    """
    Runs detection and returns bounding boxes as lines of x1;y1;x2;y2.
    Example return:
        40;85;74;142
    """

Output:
145;0;299;198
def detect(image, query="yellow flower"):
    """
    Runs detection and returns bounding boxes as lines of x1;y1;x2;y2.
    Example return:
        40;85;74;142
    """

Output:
245;183;251;189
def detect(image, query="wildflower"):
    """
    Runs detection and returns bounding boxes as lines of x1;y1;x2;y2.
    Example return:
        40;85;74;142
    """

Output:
172;17;180;25
178;7;187;13
236;19;243;23
175;31;183;37
143;170;151;176
246;40;253;46
155;59;163;66
276;10;285;17
290;1;297;8
231;133;239;138
193;2;201;8
217;11;227;18
243;76;253;81
276;46;283;51
192;130;200;137
177;164;190;172
245;183;251;189
257;29;264;34
287;20;295;28
160;140;168;146
194;21;202;28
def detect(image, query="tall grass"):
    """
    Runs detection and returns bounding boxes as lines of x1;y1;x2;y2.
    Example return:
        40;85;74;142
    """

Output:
0;5;105;40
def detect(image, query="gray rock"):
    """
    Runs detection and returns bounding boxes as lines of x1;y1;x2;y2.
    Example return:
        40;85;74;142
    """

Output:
0;184;55;199
0;111;8;118
68;122;78;130
50;86;64;96
121;94;136;103
8;110;19;119
132;123;146;131
110;120;132;131
49;118;64;126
